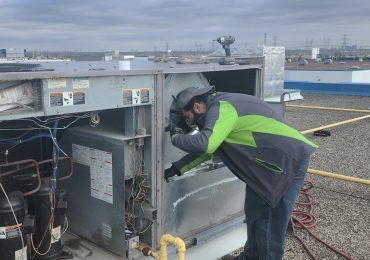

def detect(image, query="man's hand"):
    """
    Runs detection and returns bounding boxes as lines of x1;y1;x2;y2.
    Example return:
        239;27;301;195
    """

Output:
170;126;184;140
164;165;181;182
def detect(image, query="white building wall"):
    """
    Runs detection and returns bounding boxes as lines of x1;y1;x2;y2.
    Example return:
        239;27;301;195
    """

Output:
285;70;353;83
312;48;320;59
351;70;370;83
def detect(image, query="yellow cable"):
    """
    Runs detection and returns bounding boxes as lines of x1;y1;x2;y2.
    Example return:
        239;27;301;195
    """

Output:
300;114;370;134
307;168;370;185
287;104;370;113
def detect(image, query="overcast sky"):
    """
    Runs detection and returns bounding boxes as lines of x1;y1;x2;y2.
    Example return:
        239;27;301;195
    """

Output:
1;0;370;51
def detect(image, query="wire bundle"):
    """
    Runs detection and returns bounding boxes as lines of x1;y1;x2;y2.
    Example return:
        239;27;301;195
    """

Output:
125;140;152;235
0;112;91;258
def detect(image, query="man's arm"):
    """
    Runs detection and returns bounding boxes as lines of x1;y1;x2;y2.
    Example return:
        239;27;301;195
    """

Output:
172;100;238;154
165;153;211;182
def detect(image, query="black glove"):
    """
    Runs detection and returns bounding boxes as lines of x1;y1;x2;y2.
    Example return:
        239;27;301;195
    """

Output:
164;165;181;182
170;126;184;139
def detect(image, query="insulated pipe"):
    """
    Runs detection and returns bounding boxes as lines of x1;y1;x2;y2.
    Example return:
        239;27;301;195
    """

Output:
160;234;186;260
307;168;370;186
300;114;370;134
133;234;186;260
286;104;370;113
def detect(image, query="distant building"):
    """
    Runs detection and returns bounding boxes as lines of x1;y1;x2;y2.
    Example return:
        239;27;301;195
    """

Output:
0;48;26;59
312;48;320;60
285;62;370;83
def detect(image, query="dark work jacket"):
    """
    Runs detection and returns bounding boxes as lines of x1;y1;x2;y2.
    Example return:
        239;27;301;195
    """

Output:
172;92;317;207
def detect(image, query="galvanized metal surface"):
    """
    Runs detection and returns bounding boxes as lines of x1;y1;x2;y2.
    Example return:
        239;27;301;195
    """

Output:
263;46;285;99
160;72;249;242
41;75;154;116
0;59;273;259
59;126;129;256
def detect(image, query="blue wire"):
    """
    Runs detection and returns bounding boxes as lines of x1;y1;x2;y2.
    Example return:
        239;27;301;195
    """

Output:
0;133;52;145
51;120;59;192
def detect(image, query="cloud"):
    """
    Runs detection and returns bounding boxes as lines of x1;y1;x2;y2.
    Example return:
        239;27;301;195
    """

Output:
0;0;369;51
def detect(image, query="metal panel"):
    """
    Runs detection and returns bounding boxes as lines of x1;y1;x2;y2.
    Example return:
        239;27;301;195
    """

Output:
262;46;285;99
0;61;267;258
42;75;154;115
160;72;249;241
59;126;129;256
153;73;165;249
163;168;245;237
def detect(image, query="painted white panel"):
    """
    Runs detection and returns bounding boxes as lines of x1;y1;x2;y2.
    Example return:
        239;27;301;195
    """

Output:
351;70;370;83
285;70;353;83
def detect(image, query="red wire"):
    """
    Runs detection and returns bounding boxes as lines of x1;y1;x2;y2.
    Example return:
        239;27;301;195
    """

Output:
291;180;353;260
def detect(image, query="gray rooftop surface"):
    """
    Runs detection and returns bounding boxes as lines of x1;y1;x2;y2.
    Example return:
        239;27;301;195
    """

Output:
230;93;370;259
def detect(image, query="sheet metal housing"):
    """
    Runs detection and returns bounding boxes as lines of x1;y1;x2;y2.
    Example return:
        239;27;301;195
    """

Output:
0;57;277;258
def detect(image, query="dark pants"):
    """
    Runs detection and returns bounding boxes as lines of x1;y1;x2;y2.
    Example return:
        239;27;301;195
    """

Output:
238;159;309;260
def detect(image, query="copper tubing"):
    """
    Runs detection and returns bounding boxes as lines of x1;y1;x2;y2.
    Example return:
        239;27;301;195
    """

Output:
37;156;73;181
133;243;159;259
0;159;41;196
133;234;186;260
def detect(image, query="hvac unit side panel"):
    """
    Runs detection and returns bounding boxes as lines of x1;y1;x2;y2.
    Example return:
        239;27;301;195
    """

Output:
59;128;126;256
162;72;247;240
41;75;154;115
163;168;245;237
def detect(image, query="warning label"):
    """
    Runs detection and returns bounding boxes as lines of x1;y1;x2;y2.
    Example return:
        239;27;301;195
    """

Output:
50;92;85;107
63;92;73;106
51;226;61;243
123;89;132;105
132;89;141;104
73;91;86;105
72;144;113;204
15;246;27;260
0;224;22;239
49;92;63;107
140;88;150;103
48;77;67;89
72;77;89;89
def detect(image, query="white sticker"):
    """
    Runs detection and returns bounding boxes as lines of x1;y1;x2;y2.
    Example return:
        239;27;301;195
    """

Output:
0;227;6;239
72;144;91;166
132;89;141;104
15;246;27;260
51;226;61;243
72;144;113;204
48;78;67;89
90;149;113;204
62;92;73;106
72;78;89;89
0;225;22;239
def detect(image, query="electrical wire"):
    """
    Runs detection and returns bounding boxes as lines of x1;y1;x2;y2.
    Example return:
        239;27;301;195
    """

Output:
62;215;69;235
89;112;100;127
0;182;26;259
125;141;152;234
291;181;353;259
0;133;68;158
0;112;92;131
0;112;97;256
30;192;56;257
